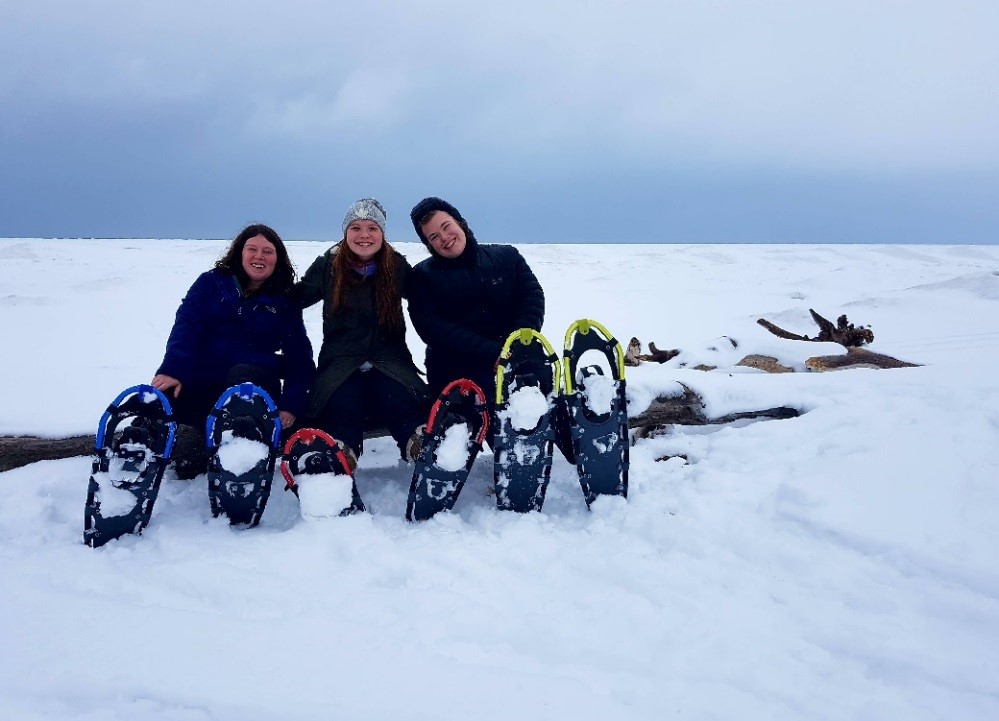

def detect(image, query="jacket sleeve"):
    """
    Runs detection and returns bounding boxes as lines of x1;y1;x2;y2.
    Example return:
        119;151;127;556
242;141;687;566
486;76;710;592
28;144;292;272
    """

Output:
408;267;503;363
277;305;316;417
156;272;215;383
510;248;545;332
397;251;413;300
290;253;328;309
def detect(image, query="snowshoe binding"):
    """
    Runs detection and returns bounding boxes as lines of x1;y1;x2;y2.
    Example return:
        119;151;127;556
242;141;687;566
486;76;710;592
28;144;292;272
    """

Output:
407;379;489;522
493;329;561;512
562;319;629;505
281;428;364;518
206;383;281;526
84;384;177;548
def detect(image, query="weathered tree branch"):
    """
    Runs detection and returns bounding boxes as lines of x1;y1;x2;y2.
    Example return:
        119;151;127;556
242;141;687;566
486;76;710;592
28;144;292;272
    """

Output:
625;337;681;366
756;318;809;342
757;309;874;347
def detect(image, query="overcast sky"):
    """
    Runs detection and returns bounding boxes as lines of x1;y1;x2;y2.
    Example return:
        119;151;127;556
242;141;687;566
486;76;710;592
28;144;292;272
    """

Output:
1;1;997;243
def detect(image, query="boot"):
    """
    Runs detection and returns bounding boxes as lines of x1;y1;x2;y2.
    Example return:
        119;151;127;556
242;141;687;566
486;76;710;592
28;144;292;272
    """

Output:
172;423;208;480
405;425;425;463
336;441;359;475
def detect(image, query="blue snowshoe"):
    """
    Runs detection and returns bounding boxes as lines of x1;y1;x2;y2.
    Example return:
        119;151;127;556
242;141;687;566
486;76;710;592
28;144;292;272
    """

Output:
493;329;561;512
407;379;489;522
562;319;629;505
84;385;177;548
206;383;281;526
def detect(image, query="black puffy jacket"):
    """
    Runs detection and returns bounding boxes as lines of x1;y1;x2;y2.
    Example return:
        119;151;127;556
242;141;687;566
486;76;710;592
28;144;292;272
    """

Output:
408;237;544;396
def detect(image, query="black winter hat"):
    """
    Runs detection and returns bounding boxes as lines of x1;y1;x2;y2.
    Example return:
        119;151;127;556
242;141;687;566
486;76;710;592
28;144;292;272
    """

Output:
409;197;472;247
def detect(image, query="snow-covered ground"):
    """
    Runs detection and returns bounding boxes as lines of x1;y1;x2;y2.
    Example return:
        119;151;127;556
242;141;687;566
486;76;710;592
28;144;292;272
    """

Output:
1;239;998;720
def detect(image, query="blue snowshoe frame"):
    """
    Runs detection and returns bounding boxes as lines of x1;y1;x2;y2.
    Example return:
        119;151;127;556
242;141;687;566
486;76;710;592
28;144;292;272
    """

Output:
562;319;629;506
206;383;281;526
84;384;177;548
493;329;561;513
407;379;490;522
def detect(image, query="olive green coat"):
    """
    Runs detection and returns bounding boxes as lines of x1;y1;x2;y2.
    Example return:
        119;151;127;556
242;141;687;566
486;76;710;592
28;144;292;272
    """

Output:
294;245;429;417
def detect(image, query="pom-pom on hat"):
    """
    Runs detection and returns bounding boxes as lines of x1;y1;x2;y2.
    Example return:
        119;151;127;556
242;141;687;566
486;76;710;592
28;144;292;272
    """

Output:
342;198;387;235
409;197;470;246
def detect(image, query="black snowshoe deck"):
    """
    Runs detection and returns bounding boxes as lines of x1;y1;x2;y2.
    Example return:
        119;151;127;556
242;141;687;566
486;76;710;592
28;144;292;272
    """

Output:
562;319;629;505
493;329;561;512
407;379;489;522
206;383;281;526
84;385;176;548
281;428;364;517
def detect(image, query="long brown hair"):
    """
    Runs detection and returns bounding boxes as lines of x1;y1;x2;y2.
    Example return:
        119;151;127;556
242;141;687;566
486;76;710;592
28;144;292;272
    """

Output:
330;240;404;329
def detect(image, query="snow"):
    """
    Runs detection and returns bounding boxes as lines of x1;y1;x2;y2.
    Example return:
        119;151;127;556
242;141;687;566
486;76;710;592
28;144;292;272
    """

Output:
296;471;354;520
2;239;999;720
215;434;269;476
90;474;141;517
501;384;550;431
579;371;617;415
433;422;471;472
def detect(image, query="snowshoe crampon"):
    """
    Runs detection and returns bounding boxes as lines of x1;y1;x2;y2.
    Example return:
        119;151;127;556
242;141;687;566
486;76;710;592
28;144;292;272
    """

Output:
562;319;629;505
206;383;281;526
281;428;364;518
407;379;489;522
84;384;177;548
493;329;561;512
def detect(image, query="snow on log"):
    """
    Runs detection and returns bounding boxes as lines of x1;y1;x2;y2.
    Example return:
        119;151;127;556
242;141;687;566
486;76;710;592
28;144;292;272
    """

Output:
628;383;799;439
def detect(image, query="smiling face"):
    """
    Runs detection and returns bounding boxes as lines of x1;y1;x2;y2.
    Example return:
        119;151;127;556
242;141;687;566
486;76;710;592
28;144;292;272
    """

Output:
344;219;384;261
241;234;277;289
420;211;467;259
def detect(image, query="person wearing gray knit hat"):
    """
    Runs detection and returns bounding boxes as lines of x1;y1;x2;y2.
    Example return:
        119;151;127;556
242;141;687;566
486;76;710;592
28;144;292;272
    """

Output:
291;198;430;468
343;198;387;236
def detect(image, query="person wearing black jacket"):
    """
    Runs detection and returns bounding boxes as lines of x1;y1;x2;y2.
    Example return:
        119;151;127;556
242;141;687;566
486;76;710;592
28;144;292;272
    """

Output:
408;197;545;406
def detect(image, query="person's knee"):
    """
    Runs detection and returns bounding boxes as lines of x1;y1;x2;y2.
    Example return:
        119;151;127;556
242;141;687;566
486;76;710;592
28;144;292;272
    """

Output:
226;364;279;398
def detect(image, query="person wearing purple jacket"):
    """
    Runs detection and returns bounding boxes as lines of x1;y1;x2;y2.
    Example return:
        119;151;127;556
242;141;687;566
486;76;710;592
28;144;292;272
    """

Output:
152;224;315;478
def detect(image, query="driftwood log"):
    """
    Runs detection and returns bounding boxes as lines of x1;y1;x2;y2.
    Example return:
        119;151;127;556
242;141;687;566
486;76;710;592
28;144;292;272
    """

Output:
628;383;799;440
0;435;94;473
2;384;798;472
625;337;680;366
805;347;921;371
0;426;393;474
757;309;874;347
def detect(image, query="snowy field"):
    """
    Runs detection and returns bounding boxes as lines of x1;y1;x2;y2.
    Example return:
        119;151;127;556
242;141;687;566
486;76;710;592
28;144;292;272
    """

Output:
1;238;998;720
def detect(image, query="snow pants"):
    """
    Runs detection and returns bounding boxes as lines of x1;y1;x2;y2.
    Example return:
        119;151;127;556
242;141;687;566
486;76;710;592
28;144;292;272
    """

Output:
315;368;427;460
170;364;281;479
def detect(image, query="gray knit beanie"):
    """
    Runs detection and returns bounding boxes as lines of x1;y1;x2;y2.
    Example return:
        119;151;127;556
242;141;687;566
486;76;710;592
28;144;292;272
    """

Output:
342;198;387;235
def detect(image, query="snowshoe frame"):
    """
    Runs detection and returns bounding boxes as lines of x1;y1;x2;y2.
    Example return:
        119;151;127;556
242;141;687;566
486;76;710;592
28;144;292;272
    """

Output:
407;378;489;522
206;383;281;526
84;384;177;548
493;329;561;512
562;319;629;505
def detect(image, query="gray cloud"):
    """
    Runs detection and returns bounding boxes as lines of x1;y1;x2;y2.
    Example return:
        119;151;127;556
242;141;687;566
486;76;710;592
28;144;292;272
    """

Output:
1;1;997;241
